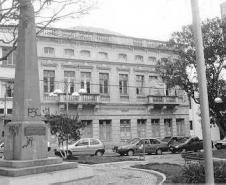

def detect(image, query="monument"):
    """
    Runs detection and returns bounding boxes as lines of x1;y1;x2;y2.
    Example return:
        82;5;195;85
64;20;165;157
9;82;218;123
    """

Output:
0;0;77;176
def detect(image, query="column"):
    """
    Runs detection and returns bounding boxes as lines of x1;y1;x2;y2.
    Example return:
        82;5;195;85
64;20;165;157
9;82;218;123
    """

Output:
92;68;99;94
112;118;120;144
160;118;165;138
172;118;177;136
131;118;137;138
92;119;99;139
109;67;119;103
146;118;152;137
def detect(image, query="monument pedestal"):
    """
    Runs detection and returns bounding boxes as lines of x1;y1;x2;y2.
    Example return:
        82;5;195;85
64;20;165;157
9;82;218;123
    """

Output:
0;121;78;177
4;121;48;160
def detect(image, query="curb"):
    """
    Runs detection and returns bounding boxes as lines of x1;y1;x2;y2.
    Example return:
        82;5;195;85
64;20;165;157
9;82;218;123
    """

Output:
123;167;166;185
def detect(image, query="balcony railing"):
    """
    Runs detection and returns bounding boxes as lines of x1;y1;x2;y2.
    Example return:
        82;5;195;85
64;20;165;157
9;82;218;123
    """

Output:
147;95;180;105
59;93;100;104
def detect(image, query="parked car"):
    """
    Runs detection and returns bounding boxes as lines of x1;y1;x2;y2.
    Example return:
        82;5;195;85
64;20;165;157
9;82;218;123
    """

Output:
169;136;203;153
161;136;190;146
215;137;226;150
55;138;105;158
113;138;168;156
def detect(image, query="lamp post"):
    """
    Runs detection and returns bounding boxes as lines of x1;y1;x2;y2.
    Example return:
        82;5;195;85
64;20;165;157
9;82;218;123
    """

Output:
190;0;214;184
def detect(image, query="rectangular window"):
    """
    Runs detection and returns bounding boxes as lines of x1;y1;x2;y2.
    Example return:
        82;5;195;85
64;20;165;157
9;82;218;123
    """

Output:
118;53;127;61
148;56;156;64
81;120;93;138
5;82;14;97
7;109;12;114
176;119;185;136
190;120;193;130
98;52;108;59
64;71;75;94
0;109;4;114
81;72;91;93
137;119;147;138
164;119;173;136
99;73;109;94
136;75;144;95
2;47;16;66
44;47;55;55
119;74;128;95
120;119;131;141
64;49;74;56
151;119;160;137
135;55;143;62
43;70;55;93
99;120;112;141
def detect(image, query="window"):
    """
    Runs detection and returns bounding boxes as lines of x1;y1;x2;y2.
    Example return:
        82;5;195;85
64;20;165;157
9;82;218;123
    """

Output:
161;57;168;63
0;109;4;114
2;47;16;66
7;109;12;114
118;53;127;61
190;120;193;130
43;70;55;93
176;119;185;136
98;52;108;59
119;74;128;95
81;72;91;93
64;49;74;56
136;75;144;95
137;119;147;138
99;120;112;141
135;55;143;62
76;139;89;146
43;47;55;55
90;139;100;145
151;119;160;137
80;50;90;57
99;73;109;94
149;75;158;81
81;120;93;138
150;139;160;144
64;71;75;94
148;56;156;64
164;119;173;136
120;120;131;141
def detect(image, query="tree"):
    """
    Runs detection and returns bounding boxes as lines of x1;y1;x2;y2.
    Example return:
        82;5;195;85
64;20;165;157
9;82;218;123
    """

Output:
157;17;226;137
0;0;96;61
45;113;84;158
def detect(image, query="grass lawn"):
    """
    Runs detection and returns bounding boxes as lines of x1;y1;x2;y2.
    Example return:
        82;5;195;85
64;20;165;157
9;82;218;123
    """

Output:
66;155;142;164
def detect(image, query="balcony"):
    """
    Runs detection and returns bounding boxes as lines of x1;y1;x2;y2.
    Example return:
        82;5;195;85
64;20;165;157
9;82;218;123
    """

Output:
147;88;186;110
59;93;100;105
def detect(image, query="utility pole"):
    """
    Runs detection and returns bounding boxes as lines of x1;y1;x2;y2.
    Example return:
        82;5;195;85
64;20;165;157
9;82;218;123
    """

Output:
190;0;214;184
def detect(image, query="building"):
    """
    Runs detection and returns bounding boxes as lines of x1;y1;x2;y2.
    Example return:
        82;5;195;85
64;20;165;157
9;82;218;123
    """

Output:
0;26;190;148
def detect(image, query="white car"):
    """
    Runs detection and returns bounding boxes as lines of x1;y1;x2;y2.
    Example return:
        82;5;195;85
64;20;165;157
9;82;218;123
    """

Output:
55;138;105;157
215;137;226;150
0;142;4;153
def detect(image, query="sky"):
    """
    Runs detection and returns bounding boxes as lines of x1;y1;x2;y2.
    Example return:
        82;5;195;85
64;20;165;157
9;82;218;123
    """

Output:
54;0;225;41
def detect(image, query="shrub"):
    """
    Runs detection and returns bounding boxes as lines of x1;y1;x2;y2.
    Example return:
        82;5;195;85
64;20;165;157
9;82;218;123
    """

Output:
173;161;226;183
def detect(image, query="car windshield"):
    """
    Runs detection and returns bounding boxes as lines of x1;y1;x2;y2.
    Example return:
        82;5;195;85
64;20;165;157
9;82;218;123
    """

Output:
161;137;171;142
127;138;140;144
177;137;189;143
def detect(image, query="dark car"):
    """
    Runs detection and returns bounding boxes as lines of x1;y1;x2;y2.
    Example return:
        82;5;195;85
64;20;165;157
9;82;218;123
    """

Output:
161;136;190;146
114;138;168;156
215;137;226;150
169;136;204;153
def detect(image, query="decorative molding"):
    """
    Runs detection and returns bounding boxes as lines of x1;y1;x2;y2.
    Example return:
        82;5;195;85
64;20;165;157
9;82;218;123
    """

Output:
78;65;94;70
116;66;130;72
41;60;58;67
61;64;77;68
96;65;111;71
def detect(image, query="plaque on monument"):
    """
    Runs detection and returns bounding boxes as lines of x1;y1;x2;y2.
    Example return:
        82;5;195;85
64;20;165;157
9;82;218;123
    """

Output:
24;126;46;136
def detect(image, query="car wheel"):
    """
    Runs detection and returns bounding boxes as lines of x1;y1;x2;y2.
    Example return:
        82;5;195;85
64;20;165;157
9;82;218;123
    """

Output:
96;151;104;156
127;150;134;156
216;144;222;150
66;151;72;159
156;149;162;155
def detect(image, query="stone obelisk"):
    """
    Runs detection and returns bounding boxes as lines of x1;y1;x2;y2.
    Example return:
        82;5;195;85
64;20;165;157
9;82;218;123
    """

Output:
4;0;47;160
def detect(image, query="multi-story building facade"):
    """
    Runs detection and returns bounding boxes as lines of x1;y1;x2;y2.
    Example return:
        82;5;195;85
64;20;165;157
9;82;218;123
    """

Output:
0;26;190;148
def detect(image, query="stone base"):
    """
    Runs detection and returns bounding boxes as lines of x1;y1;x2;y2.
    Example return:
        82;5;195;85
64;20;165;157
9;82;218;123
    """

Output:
0;157;78;177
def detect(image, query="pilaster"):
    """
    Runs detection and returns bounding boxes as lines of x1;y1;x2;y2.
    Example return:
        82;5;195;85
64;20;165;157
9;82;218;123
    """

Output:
92;119;99;139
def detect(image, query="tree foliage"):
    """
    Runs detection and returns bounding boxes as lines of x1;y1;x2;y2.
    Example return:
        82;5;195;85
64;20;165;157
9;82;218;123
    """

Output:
157;17;226;136
45;113;84;142
0;0;96;60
